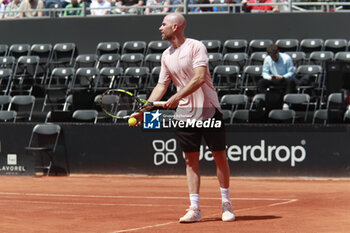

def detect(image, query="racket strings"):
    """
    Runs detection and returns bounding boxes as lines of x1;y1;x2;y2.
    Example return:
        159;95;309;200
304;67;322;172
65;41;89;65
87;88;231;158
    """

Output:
100;90;144;118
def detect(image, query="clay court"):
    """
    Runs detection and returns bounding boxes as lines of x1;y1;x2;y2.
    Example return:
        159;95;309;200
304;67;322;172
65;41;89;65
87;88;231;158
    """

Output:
0;175;349;233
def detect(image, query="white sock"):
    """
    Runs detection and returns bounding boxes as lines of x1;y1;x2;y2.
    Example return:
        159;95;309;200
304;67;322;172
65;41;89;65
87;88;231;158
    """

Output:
189;193;200;209
220;187;231;203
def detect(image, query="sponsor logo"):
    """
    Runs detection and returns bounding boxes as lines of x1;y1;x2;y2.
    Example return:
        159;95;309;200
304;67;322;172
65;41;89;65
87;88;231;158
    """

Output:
7;154;17;165
226;139;307;167
152;139;307;167
152;139;178;166
0;154;26;172
0;165;26;172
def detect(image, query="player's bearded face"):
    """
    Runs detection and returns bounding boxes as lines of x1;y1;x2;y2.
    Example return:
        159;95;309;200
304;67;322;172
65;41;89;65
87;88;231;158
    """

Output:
159;18;174;41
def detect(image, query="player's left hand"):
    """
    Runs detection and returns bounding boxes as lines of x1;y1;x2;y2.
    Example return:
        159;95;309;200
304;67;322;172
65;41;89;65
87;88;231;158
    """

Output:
130;111;144;126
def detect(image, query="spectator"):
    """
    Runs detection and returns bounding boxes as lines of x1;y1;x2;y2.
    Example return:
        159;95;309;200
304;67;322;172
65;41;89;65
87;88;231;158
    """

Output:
0;0;6;18
90;0;111;15
18;0;44;17
194;0;238;13
214;0;240;13
144;0;170;15
276;0;289;12
80;0;92;6
170;0;194;12
107;0;117;6
194;0;218;12
257;43;296;94
341;0;350;10
116;0;144;14
45;0;68;10
3;0;22;18
242;0;279;13
63;0;84;16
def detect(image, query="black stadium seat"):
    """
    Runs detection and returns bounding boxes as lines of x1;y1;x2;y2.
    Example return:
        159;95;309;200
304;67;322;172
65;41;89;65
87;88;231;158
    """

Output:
146;40;170;54
223;39;248;54
122;41;147;54
324;39;347;53
8;44;30;59
299;39;324;58
96;42;121;56
201;39;222;53
0;44;8;56
275;39;299;52
248;39;273;54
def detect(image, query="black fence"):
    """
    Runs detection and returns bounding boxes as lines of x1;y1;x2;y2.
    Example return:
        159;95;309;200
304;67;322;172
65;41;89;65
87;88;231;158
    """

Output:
1;123;349;176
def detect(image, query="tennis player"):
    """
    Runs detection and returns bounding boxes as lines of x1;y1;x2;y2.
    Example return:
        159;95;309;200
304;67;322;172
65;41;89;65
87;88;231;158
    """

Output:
134;13;235;223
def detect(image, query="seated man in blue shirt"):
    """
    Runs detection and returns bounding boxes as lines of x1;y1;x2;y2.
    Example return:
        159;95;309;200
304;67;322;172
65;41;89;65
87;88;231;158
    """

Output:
257;43;297;94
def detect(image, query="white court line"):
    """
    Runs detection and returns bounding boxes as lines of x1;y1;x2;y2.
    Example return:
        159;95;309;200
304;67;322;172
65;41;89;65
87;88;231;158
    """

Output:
0;198;233;208
0;192;292;202
0;199;214;208
111;198;299;233
269;198;298;206
111;222;177;233
0;197;298;209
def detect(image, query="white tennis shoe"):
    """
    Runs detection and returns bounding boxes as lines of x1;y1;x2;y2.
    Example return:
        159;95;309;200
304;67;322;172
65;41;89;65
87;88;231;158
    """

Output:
179;206;202;223
222;201;235;221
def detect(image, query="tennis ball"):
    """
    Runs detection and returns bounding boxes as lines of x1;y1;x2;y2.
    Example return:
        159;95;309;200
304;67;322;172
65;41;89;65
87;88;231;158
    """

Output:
128;117;137;126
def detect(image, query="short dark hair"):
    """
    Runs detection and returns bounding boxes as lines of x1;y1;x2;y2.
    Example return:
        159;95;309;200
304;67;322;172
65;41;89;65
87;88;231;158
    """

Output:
266;44;279;55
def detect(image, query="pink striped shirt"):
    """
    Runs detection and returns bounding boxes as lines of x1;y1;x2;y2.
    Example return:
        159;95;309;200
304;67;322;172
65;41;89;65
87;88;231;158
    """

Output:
158;38;221;121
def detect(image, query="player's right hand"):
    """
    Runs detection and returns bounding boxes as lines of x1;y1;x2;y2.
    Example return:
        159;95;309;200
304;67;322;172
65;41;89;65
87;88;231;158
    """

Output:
164;94;180;109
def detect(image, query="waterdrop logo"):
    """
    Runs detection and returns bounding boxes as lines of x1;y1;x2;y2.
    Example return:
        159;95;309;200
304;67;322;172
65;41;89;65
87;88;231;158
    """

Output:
152;139;178;165
150;139;307;167
226;139;307;167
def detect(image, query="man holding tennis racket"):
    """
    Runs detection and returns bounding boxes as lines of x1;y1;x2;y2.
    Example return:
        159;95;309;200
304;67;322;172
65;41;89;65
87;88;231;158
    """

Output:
133;13;235;223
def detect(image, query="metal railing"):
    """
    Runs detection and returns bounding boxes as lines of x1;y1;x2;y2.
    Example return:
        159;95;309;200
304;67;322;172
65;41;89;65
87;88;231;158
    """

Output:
1;1;350;20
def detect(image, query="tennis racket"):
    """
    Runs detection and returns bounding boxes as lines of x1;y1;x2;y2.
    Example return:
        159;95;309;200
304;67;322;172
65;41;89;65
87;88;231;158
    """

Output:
99;89;166;119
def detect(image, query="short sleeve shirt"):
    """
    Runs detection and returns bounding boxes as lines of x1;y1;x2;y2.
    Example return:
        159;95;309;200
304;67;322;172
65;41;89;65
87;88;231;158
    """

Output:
159;38;221;121
19;0;44;17
247;0;274;12
90;0;111;15
147;0;170;13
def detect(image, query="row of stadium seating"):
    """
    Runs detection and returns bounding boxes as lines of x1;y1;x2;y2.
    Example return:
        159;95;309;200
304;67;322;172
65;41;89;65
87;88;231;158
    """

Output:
1;50;347;93
0;91;348;125
4;50;347;74
0;59;326;101
2;39;350;78
2;39;350;59
0;41;169;59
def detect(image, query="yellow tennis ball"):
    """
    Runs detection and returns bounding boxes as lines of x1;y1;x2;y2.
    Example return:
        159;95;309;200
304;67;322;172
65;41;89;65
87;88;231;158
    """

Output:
128;117;137;126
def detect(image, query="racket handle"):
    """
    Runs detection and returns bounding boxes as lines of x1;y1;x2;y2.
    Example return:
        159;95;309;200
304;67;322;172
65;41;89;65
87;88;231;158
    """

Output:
152;101;166;107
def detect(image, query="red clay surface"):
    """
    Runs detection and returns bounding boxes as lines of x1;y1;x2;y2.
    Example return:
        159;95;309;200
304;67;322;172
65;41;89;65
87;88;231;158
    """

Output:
0;175;349;233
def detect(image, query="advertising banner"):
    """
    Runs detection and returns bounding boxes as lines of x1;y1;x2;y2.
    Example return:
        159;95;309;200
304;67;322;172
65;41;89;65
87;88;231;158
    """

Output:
0;124;34;176
62;121;350;176
0;122;349;176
